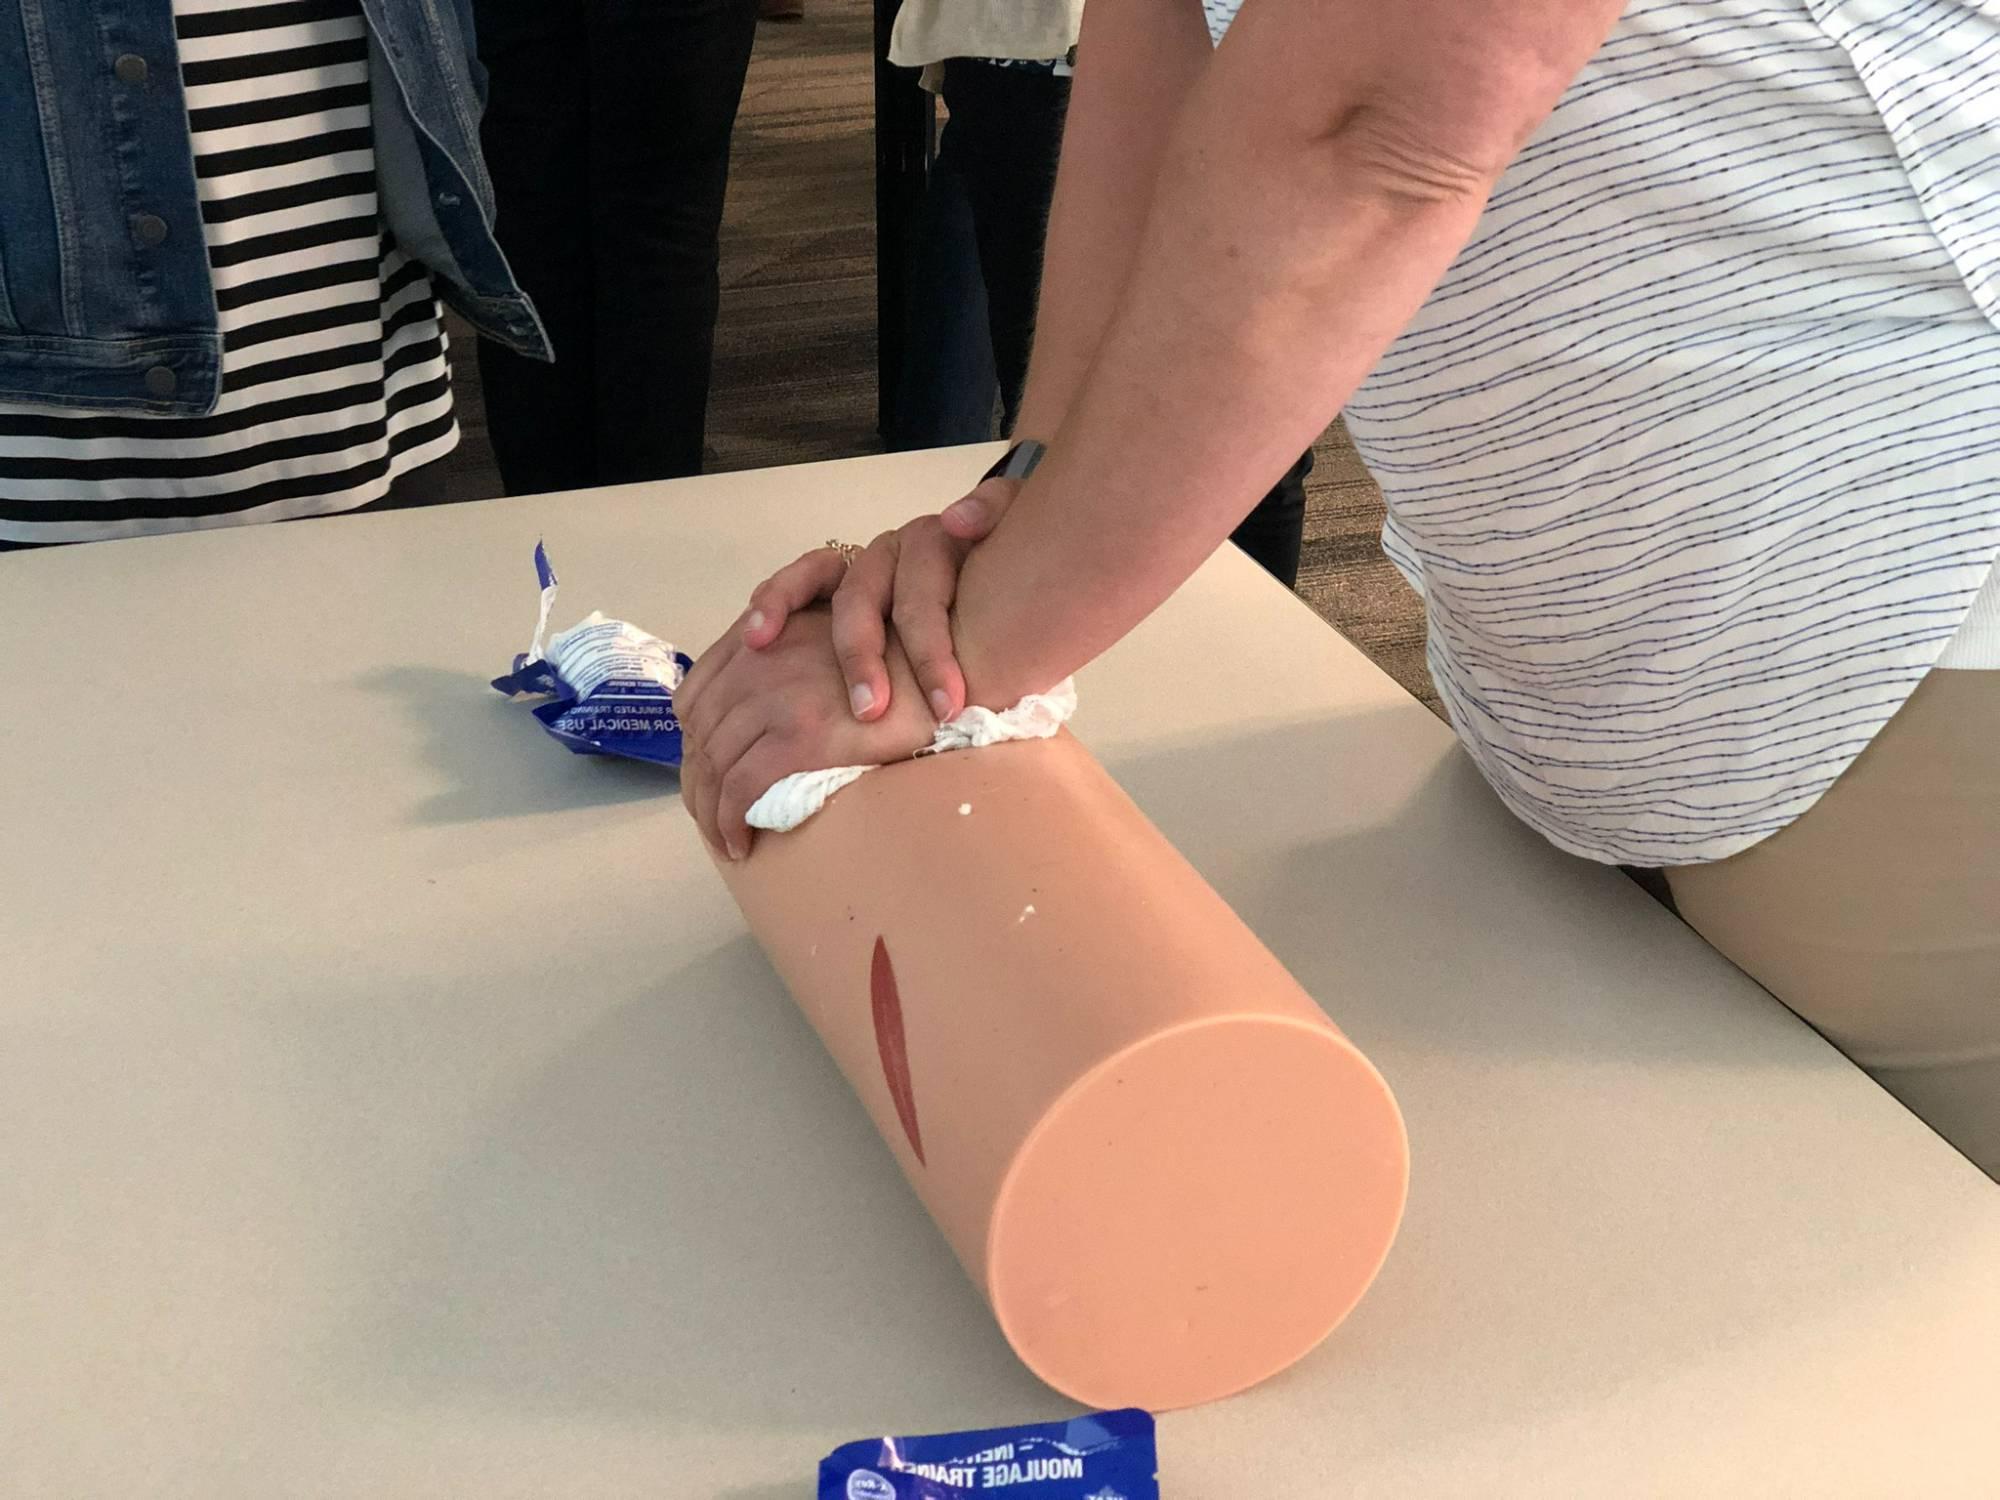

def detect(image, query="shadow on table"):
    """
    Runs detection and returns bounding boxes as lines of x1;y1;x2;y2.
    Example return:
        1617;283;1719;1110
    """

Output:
331;711;1971;1466
1104;716;1777;1068
356;664;680;824
1107;714;1974;1464
335;935;1054;1437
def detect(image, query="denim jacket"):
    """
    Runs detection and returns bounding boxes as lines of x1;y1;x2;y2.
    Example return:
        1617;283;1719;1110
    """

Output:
0;0;548;415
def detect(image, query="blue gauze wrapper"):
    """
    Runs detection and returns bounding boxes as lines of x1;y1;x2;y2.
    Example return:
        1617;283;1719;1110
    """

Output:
490;542;693;768
818;1410;1158;1500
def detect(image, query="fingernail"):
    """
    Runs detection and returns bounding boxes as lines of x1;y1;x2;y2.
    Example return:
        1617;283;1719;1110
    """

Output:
725;839;744;861
945;496;984;528
929;688;952;722
745;609;766;635
850;682;875;717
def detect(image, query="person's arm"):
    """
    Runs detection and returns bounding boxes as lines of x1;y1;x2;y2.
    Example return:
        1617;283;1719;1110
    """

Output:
1006;0;1214;445
737;1;1214;719
685;0;1625;857
951;0;1626;707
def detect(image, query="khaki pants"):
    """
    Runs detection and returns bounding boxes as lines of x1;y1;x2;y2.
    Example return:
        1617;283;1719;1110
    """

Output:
1667;668;2000;1181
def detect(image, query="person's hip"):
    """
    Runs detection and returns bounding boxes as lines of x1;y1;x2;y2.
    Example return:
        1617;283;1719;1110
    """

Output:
1665;665;2000;1180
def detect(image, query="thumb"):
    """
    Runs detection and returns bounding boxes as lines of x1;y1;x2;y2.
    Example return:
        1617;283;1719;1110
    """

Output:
940;475;1022;541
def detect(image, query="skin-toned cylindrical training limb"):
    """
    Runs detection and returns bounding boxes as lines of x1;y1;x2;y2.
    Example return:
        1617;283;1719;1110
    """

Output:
715;732;1408;1411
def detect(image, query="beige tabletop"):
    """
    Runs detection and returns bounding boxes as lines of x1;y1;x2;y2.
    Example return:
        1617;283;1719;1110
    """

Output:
2;447;1996;1498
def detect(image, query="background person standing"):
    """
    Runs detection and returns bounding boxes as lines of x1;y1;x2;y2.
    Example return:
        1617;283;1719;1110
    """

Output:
472;0;760;497
887;0;1310;585
0;0;543;549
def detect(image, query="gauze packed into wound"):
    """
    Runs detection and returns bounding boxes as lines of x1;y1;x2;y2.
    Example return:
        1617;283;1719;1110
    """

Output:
746;680;1077;832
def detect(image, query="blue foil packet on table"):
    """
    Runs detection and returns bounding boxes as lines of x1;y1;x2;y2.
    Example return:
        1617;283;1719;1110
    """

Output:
490;542;693;767
819;1410;1158;1500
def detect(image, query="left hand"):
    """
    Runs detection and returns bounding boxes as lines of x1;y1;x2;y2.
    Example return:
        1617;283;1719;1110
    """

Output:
736;474;1025;722
677;604;937;861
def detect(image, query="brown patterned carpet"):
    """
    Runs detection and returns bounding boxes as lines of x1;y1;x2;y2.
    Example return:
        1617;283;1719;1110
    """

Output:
443;0;1436;710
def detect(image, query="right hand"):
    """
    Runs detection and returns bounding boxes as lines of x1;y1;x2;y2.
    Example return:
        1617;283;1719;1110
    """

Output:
737;472;1026;724
677;605;937;862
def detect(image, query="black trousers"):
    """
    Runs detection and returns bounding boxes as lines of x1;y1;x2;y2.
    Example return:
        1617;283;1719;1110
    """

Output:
893;59;1309;587
471;0;759;495
936;60;1068;436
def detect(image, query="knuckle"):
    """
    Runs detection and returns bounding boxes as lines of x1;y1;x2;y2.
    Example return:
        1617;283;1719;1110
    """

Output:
891;597;947;638
720;760;768;815
833;600;885;644
902;539;948;574
902;534;962;580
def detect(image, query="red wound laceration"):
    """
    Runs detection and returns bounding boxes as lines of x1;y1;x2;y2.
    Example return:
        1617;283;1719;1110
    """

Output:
871;936;925;1166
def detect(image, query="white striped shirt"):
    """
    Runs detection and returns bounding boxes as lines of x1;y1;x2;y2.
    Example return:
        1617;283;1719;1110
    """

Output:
1209;0;2000;865
0;0;457;545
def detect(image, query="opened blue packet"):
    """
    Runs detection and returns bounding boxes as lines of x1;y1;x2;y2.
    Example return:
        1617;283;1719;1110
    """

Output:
819;1410;1158;1500
490;542;693;767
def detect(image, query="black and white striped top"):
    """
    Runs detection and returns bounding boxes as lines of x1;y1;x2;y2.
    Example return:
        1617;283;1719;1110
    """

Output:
0;0;457;545
1206;0;2000;865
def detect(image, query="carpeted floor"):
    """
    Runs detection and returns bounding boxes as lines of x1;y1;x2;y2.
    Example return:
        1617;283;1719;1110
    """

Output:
443;0;1436;710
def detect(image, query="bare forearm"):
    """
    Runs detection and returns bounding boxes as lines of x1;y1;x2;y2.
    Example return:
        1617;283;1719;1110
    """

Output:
1009;0;1212;442
954;0;1625;706
957;93;1487;701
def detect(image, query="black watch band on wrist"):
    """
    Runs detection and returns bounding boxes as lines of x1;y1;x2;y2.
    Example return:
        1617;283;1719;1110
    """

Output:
980;438;1047;484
